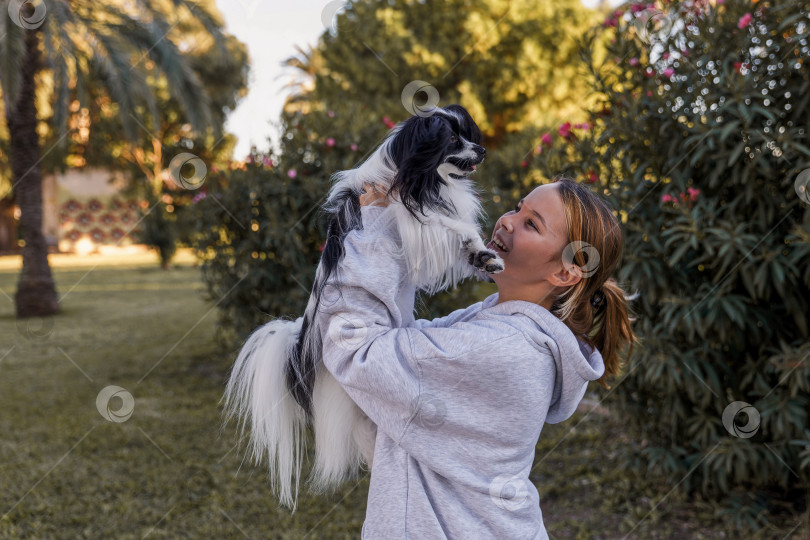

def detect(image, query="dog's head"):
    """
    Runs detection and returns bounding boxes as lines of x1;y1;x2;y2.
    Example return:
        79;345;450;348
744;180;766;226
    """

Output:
387;104;486;219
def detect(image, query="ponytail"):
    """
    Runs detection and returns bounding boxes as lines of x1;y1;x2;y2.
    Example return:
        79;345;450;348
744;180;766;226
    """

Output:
585;278;640;389
549;177;641;389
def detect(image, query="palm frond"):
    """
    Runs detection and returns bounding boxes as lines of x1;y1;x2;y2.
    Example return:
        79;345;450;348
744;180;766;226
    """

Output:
101;11;216;139
0;1;27;113
167;0;231;65
44;0;76;144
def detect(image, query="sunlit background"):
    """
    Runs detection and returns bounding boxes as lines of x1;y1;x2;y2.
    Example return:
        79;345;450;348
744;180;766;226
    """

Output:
220;0;623;158
1;0;808;537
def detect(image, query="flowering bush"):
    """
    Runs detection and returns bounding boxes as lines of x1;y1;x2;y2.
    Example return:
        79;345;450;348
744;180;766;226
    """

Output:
535;0;810;532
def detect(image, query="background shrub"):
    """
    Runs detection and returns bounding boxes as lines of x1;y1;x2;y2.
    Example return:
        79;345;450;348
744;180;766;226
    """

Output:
532;0;810;529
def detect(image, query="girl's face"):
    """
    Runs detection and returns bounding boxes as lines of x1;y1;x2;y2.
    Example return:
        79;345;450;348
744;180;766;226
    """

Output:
487;184;576;307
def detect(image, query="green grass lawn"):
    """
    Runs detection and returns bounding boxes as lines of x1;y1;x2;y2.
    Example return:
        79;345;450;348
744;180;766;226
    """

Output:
0;250;805;539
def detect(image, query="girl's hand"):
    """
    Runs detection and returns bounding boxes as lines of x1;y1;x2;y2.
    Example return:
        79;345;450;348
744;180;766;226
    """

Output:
359;183;391;207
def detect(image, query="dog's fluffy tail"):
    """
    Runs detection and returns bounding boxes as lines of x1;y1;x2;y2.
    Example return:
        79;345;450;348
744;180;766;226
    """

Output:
310;369;375;493
222;316;306;510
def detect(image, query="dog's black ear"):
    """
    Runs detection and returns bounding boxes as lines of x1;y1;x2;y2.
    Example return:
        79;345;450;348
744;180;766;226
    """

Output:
390;115;456;222
443;104;482;145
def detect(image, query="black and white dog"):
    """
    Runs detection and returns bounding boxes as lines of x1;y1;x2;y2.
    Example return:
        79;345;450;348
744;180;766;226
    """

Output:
223;104;504;509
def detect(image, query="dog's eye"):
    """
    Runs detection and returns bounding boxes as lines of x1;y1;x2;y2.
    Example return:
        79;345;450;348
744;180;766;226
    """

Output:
450;135;457;143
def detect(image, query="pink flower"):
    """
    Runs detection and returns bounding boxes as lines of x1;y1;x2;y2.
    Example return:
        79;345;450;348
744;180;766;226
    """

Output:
573;122;591;130
350;143;358;151
663;52;670;60
541;132;553;147
663;67;675;78
631;3;646;14
287;169;297;178
688;187;701;201
327;110;335;118
326;137;336;147
737;13;752;29
262;157;273;167
645;67;655;78
661;194;675;203
629;57;639;66
318;241;326;252
521;160;529;168
382;116;396;129
558;122;572;139
646;90;653;97
604;17;617;28
587;170;599;184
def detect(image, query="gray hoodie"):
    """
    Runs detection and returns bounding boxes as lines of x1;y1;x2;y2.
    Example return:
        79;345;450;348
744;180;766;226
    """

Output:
316;206;605;539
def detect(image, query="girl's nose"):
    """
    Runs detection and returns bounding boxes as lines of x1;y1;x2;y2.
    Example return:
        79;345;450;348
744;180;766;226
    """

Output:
501;214;514;233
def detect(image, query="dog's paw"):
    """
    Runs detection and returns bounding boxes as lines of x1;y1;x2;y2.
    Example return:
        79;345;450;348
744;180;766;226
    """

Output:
484;256;505;274
468;249;505;274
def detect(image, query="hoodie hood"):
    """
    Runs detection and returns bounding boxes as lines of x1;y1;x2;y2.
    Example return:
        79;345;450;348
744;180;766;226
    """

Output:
480;293;605;424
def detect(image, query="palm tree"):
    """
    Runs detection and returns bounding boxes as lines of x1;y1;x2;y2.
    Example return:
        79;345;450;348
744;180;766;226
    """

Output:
280;45;322;114
0;0;229;317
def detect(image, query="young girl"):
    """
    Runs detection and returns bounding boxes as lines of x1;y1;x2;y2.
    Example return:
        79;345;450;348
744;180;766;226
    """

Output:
314;177;638;539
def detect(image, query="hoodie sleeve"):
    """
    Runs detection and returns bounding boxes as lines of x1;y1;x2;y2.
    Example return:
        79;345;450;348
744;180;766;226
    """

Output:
315;206;423;442
408;306;475;330
316;207;559;477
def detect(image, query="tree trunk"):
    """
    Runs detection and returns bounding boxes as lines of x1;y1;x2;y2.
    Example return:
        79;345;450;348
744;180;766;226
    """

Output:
6;28;59;318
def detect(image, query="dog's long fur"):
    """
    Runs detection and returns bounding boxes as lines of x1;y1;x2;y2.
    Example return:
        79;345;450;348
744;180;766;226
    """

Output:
222;105;504;510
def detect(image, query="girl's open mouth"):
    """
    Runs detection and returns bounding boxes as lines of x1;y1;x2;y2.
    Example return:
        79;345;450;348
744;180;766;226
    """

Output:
487;239;507;254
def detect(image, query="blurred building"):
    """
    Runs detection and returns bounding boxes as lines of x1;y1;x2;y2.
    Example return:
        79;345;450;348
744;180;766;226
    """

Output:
48;168;144;254
0;168;144;255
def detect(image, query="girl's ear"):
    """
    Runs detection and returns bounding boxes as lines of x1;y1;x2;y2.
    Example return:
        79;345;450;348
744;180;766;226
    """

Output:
551;260;583;288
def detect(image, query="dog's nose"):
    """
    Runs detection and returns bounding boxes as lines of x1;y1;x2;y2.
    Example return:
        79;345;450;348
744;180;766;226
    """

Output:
474;145;486;156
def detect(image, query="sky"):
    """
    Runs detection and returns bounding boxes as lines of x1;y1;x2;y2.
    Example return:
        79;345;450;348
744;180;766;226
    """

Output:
215;0;617;160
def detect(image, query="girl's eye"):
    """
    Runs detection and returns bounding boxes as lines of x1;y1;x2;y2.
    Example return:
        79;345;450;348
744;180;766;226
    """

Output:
514;204;538;230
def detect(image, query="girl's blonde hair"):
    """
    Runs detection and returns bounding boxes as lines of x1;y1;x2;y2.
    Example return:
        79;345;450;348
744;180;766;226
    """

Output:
548;176;640;389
